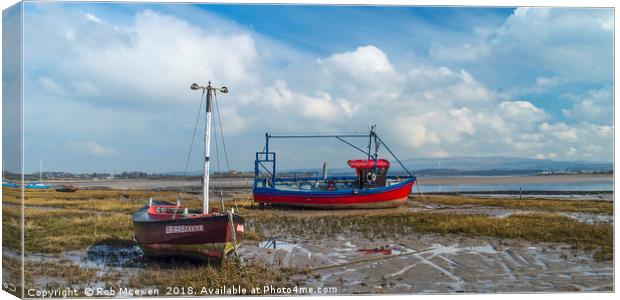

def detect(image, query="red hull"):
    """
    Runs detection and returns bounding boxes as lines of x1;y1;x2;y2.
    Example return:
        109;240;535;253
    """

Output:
133;203;244;260
253;178;415;209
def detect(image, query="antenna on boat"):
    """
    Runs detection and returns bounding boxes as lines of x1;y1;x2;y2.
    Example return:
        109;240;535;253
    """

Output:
322;161;328;181
191;81;228;214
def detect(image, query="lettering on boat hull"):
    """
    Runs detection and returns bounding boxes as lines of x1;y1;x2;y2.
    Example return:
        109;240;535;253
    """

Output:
165;224;205;234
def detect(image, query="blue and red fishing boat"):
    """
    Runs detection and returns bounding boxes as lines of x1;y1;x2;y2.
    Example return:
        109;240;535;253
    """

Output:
253;126;416;209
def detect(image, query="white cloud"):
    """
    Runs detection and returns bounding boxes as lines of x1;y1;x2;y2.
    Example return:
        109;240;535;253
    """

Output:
539;122;578;141
67;141;118;156
431;8;613;83
319;45;396;77
84;13;103;24
74;10;259;105
22;6;613;172
561;88;612;124
216;106;247;135
38;76;67;95
407;66;496;106
391;114;442;148
241;79;357;125
535;76;562;88
300;93;355;121
499;100;548;124
242;80;293;108
64;29;75;40
278;57;609;161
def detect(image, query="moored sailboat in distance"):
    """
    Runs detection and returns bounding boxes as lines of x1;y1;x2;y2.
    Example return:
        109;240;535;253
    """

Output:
25;159;51;189
2;180;19;188
253;126;417;209
133;81;244;261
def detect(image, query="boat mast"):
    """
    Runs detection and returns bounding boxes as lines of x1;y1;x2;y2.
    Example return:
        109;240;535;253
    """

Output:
204;82;213;214
39;158;42;182
191;81;228;214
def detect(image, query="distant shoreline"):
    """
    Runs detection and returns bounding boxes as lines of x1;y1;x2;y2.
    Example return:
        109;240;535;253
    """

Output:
418;174;612;185
26;173;612;191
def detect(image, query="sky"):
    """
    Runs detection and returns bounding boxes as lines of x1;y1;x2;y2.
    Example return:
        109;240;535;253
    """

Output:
3;2;614;173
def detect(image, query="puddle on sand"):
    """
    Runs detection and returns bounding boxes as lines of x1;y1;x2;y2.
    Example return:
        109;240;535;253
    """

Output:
426;244;498;255
26;243;144;269
415;203;614;225
25;243;145;291
86;244;144;267
562;212;614;224
239;234;612;294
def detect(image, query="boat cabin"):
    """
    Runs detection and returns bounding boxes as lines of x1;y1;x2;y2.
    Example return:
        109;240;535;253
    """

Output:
347;159;390;188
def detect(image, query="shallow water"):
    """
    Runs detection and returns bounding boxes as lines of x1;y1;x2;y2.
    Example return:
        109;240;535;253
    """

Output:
238;234;613;293
419;182;613;193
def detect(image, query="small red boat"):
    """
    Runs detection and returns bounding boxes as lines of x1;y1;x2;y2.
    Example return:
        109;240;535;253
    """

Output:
133;81;244;261
253;127;417;209
133;200;244;260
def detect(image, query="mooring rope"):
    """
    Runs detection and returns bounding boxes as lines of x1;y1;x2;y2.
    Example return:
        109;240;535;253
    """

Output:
306;247;435;273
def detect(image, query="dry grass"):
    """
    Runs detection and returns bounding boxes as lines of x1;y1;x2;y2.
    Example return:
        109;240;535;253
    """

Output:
2;188;22;251
1;189;246;253
417;195;613;213
243;229;265;241
24;207;135;253
4;189;613;262
25;261;100;285
4;188;204;214
2;254;22;298
3;187;613;295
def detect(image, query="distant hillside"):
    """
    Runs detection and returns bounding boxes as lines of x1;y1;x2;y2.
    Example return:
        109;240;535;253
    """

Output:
277;156;613;177
401;156;612;172
16;157;610;179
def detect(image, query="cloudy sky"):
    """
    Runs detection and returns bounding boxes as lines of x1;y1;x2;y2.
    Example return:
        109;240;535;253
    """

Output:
8;2;614;173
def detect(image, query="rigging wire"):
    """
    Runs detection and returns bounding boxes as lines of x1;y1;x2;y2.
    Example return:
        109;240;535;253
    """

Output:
211;98;227;212
211;97;222;189
178;89;205;197
214;92;240;211
214;93;234;186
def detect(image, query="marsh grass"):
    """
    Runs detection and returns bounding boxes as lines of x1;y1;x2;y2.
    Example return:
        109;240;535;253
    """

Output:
4;189;204;214
6;189;612;261
24;261;125;293
2;254;22;297
1;189;245;253
2;188;22;251
417;195;613;214
24;208;135;253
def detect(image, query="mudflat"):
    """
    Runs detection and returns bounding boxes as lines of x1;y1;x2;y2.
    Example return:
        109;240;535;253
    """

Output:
2;187;613;296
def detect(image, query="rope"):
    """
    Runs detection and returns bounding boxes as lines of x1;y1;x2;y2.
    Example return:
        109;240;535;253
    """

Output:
307;247;434;273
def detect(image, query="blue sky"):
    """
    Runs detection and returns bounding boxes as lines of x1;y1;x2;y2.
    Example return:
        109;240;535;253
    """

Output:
4;2;614;173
